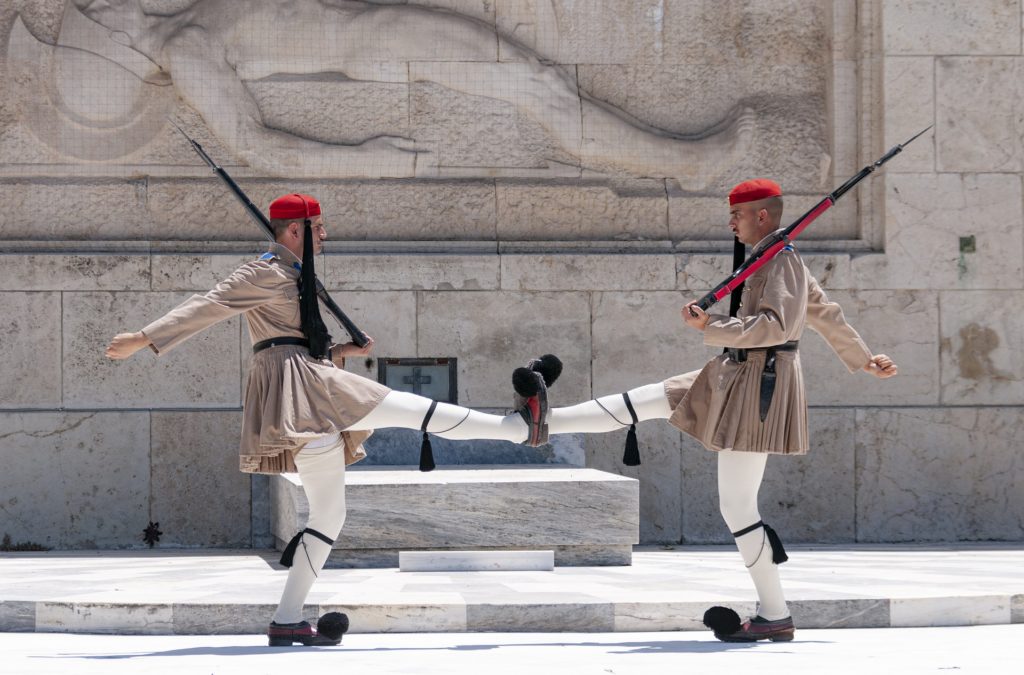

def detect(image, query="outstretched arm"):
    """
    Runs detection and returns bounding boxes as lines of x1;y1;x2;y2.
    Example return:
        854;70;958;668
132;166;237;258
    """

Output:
805;273;897;376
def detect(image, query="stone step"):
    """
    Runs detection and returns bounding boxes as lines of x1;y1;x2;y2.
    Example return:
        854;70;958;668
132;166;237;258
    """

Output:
398;550;555;572
271;465;639;567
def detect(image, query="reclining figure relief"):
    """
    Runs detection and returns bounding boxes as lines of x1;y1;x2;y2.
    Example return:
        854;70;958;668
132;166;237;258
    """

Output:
8;0;756;187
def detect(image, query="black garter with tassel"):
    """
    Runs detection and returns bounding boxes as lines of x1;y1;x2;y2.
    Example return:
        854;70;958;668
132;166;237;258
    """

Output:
731;520;789;564
419;400;438;472
279;527;335;567
621;392;640;466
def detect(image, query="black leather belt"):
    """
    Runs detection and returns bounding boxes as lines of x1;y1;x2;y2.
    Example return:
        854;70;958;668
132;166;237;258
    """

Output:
252;337;309;354
725;341;799;422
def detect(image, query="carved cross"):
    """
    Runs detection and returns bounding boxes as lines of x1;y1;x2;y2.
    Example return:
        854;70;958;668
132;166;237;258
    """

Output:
402;367;432;395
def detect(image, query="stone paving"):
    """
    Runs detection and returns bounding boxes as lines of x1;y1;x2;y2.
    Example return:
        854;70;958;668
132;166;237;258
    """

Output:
1;544;1021;635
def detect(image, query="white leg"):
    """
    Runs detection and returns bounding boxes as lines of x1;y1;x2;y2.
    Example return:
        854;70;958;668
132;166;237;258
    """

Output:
271;440;347;625
547;383;672;434
717;450;789;621
344;390;527;443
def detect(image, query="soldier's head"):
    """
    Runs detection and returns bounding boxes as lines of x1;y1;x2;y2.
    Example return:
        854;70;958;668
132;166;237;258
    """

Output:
269;194;326;258
727;179;783;246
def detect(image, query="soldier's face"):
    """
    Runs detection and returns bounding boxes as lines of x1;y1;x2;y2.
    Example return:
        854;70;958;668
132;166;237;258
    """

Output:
729;204;764;246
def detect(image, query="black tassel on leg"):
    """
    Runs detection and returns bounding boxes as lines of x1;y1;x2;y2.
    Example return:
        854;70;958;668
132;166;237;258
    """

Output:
621;392;641;466
763;522;789;564
279;530;304;567
622;425;640;466
419;400;438;472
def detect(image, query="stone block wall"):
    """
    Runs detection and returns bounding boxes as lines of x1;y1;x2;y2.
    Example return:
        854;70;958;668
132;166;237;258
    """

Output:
0;0;1022;550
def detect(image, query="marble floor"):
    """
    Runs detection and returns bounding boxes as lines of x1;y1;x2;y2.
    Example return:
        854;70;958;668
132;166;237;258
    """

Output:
1;544;1021;634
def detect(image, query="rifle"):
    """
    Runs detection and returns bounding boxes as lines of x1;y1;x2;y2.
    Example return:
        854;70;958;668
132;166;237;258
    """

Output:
695;126;931;312
169;121;370;348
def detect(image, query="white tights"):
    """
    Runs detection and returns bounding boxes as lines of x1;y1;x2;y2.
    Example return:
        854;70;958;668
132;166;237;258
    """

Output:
717;450;789;620
273;386;789;624
271;434;348;625
548;382;789;621
345;390;528;442
273;390;528;623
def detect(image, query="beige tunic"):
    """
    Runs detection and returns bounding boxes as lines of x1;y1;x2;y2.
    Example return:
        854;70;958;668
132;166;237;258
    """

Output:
664;232;872;455
142;243;391;473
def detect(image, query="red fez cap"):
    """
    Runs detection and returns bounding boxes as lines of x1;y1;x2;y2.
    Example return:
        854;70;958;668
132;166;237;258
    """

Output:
269;193;321;220
728;179;782;206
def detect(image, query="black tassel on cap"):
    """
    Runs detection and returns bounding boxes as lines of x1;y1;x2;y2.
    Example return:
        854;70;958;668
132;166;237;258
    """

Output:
621;392;641;466
299;216;331;360
419;400;438;472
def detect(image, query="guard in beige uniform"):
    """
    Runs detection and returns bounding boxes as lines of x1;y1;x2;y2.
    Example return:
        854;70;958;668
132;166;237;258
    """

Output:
106;193;540;646
540;179;898;642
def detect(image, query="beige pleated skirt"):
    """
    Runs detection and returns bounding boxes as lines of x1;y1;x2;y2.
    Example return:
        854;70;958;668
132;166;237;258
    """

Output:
663;350;809;455
238;345;391;474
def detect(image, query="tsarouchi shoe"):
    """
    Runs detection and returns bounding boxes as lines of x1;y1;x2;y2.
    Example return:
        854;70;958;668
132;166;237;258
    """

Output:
268;612;349;647
511;354;562;447
703;607;795;643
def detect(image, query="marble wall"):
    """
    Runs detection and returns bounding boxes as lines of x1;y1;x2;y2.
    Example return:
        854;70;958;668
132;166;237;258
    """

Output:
0;0;1021;550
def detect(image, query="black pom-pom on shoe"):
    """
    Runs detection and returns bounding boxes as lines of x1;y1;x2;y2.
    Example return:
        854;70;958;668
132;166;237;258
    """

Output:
702;606;742;635
317;612;349;642
531;354;563;387
513;367;541;397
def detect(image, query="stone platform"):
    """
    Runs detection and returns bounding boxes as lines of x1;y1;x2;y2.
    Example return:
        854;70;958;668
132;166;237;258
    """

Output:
271;465;639;567
1;545;1021;635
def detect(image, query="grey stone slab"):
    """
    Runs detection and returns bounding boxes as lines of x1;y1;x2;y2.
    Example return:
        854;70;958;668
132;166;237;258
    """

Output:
63;292;241;408
468;602;614;632
939;291;1024;405
856;408;1024;542
1012;594;1024;623
151;411;249;548
584;422;684;545
359;427;582;467
495;179;667;241
273;466;638;564
682;410;857;544
788;598;890;629
937;57;1023;172
399;550;554;572
883;57;935;173
500;254;675;291
145;180;280;241
0;292;62;407
151;254;256;291
0;600;35;632
854;173;1024;290
417;291;591;407
802;290;940;406
172;603;281;635
883;0;1020;54
0;180;146;240
0;412;149;549
0;254;150;291
322;254;499;291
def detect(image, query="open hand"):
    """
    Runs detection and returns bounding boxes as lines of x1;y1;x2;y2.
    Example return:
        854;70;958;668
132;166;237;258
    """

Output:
105;332;151;360
863;354;898;379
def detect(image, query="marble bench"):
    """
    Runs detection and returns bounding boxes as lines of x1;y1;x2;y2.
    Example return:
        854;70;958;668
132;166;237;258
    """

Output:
271;465;639;567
